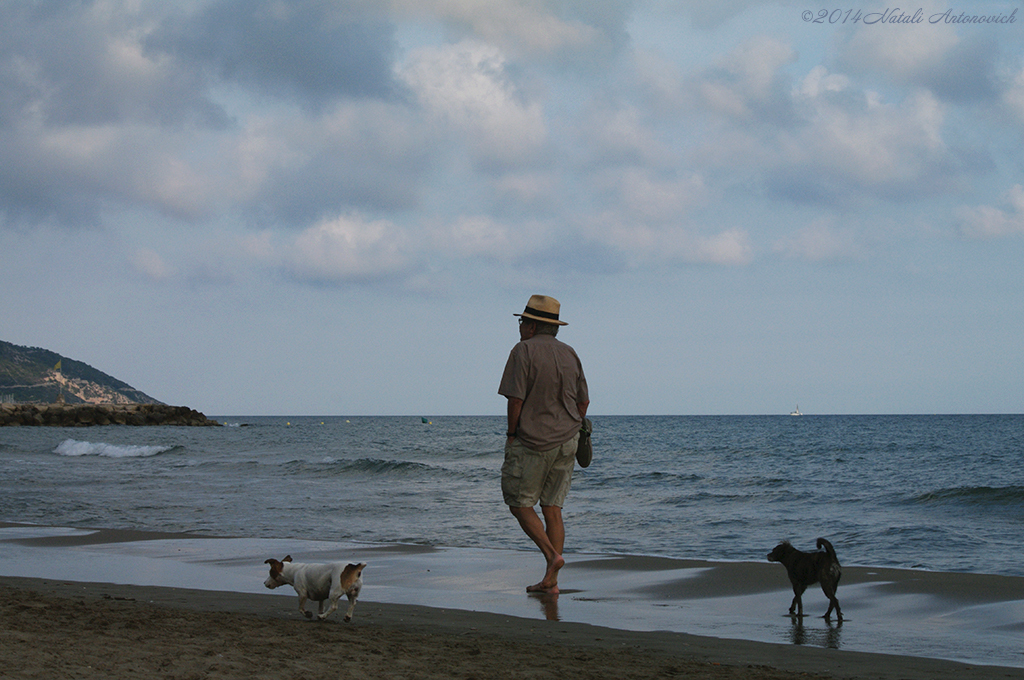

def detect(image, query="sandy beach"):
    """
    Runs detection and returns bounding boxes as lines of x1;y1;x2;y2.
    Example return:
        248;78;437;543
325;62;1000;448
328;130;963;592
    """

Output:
4;576;1023;680
2;524;1024;679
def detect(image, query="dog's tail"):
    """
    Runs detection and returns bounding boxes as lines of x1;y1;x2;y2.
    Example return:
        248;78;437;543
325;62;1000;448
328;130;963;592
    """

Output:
817;537;842;585
817;537;839;563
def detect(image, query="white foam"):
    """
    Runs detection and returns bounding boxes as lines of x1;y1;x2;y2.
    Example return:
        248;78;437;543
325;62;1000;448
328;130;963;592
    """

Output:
54;439;174;458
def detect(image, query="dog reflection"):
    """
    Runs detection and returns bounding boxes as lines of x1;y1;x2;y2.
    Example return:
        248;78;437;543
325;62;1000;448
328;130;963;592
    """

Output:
788;615;843;649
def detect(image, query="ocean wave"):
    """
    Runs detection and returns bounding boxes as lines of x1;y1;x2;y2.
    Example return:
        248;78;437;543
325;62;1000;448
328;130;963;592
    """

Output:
278;457;444;477
910;485;1024;507
54;439;177;459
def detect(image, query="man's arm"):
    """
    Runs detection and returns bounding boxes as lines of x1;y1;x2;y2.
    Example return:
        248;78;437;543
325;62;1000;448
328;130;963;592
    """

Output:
506;397;523;438
577;400;590;419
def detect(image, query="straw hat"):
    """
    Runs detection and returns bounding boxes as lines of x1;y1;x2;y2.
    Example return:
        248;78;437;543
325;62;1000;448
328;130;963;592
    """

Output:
514;294;568;326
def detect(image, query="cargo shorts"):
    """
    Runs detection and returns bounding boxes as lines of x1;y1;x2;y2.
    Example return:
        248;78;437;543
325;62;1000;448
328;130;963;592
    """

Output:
501;433;579;508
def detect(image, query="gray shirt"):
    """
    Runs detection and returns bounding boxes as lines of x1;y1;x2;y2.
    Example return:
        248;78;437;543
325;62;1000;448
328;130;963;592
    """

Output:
498;334;589;451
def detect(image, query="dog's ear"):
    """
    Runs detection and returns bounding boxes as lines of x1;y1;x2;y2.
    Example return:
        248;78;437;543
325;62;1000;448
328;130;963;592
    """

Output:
340;563;365;589
283;555;292;562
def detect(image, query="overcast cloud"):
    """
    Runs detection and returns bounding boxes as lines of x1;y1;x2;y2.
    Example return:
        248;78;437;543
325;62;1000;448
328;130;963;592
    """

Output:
2;1;1022;416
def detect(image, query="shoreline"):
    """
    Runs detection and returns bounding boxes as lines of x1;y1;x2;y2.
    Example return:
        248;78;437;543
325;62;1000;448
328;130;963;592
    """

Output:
4;576;1022;680
3;523;1024;677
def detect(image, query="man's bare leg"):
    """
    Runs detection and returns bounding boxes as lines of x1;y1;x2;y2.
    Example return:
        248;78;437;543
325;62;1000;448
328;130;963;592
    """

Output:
509;505;564;593
541;505;564;554
533;505;565;592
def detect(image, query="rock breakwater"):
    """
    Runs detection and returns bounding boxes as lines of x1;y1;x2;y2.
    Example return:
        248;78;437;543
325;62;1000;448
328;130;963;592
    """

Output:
0;403;220;427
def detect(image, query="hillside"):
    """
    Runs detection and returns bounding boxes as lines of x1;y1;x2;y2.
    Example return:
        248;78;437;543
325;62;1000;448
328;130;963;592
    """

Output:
0;340;160;405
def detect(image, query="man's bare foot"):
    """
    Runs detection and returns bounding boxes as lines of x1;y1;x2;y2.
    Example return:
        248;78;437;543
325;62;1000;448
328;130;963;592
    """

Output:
526;582;559;594
526;554;564;593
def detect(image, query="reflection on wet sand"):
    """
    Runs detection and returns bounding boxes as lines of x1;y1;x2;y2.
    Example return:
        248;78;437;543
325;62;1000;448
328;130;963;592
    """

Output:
787;615;842;649
531;591;560;621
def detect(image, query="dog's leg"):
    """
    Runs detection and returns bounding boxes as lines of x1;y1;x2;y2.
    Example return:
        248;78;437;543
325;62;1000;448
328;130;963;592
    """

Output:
297;593;313;619
790;583;807;616
343;591;359;622
821;583;842;621
823;597;842;621
317;597;339;621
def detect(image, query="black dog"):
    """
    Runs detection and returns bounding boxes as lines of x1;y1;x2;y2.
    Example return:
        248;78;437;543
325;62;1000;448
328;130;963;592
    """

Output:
767;537;842;621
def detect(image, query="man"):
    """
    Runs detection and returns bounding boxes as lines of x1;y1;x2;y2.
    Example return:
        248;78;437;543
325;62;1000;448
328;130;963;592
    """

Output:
498;294;589;594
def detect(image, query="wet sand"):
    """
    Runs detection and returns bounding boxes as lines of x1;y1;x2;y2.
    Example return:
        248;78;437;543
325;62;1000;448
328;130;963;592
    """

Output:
2;523;1023;679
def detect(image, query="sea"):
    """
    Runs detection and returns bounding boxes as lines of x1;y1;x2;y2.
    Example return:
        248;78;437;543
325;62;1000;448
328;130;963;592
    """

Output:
1;414;1022;576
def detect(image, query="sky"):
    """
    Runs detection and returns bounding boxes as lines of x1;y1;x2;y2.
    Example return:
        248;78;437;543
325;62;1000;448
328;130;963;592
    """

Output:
1;0;1023;416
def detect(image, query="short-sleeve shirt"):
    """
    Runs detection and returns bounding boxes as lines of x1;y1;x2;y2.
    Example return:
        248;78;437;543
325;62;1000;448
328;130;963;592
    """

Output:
498;334;589;451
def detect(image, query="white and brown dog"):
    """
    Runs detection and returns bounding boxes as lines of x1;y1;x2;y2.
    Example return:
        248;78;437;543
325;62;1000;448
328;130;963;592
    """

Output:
263;555;366;622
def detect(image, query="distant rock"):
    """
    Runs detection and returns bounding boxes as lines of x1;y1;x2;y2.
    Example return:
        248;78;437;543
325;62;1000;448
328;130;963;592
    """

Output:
0;403;220;427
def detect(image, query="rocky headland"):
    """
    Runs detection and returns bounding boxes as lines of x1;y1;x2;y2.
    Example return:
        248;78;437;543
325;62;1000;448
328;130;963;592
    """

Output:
1;340;160;405
2;340;219;426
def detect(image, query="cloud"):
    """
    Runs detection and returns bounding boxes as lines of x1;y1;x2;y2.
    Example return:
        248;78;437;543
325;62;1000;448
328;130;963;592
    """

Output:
0;1;427;228
773;219;865;262
130;247;174;281
248;211;561;286
688;37;961;206
692;228;753;265
491;172;561;213
0;2;225;129
2;0;1017;296
778;83;950;199
579;103;676;167
248;213;418;285
663;0;779;29
630;49;689;115
957;184;1024;238
0;2;229;225
798;65;851;99
838;5;958;81
0;121;225;226
147;0;401;108
608;168;707;223
432;214;555;262
691;35;798;126
839;15;999;104
584;209;753;268
1004;67;1024;123
393;0;630;64
228;100;432;223
399;40;547;169
437;214;515;258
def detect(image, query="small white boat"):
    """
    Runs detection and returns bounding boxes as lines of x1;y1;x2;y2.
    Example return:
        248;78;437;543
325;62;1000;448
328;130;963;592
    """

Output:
790;405;802;416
